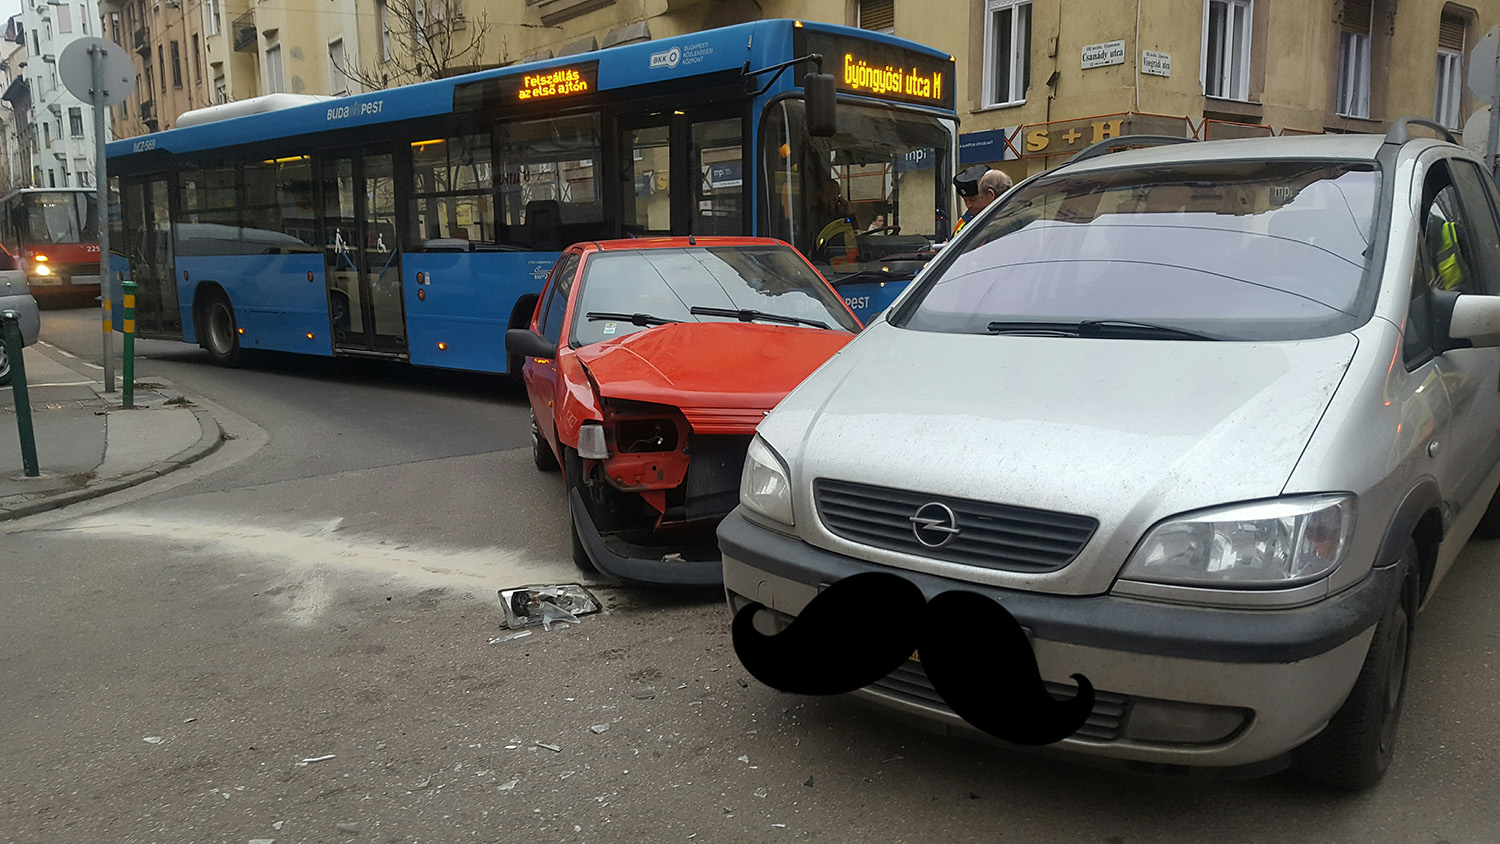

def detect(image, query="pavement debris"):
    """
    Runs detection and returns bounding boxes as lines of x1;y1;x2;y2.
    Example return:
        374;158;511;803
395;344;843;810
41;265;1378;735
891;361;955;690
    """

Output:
753;787;768;798
804;777;815;787
142;736;164;744
631;688;657;700
489;630;533;644
498;584;601;630
737;755;749;763
497;779;520;791
536;742;562;752
296;754;337;766
590;724;609;734
336;823;360;834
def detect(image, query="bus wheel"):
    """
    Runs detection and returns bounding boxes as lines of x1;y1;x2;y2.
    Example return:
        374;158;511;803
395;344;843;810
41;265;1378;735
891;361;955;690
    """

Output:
0;342;11;386
203;293;245;367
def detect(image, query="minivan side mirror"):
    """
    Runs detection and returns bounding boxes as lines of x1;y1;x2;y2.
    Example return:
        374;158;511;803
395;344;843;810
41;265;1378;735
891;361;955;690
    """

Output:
1445;293;1500;348
806;71;837;137
506;328;557;360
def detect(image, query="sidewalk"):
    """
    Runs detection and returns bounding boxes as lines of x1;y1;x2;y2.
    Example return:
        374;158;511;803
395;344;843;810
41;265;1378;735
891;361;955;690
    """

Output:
0;342;223;521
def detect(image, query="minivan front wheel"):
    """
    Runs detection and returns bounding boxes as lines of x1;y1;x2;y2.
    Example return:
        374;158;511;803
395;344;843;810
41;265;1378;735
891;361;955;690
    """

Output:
1291;543;1418;790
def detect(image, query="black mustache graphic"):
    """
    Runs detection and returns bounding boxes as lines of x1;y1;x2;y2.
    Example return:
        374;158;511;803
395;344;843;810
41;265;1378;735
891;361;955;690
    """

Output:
732;572;1095;746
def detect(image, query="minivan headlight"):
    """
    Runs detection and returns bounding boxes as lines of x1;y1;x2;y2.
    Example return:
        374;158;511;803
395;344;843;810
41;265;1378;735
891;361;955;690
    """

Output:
1120;495;1355;588
741;436;794;527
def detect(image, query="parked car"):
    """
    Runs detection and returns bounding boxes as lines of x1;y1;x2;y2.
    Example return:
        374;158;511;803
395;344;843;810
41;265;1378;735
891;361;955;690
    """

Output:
507;237;860;586
720;121;1500;788
0;245;41;386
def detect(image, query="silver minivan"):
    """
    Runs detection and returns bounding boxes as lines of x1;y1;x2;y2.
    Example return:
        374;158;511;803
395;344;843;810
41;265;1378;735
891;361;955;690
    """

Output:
721;122;1500;789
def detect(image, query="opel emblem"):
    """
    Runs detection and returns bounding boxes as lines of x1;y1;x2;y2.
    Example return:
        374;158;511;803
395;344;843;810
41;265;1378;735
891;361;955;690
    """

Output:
910;502;960;548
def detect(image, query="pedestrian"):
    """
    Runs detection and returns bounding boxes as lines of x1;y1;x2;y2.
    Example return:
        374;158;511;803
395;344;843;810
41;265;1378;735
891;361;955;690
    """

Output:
952;164;1011;233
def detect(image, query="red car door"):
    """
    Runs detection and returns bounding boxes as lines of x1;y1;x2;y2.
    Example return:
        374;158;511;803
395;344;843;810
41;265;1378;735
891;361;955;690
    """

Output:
526;250;583;458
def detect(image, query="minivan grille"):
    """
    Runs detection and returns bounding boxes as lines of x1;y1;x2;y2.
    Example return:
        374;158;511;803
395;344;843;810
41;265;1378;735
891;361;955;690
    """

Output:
874;661;1128;742
813;479;1097;572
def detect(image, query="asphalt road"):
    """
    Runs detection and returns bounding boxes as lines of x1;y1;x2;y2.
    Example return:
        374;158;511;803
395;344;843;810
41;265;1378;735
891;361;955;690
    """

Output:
2;308;1498;843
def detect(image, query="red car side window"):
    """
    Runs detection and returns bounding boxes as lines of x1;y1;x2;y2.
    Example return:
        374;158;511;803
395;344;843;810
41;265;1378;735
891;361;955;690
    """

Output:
540;253;580;342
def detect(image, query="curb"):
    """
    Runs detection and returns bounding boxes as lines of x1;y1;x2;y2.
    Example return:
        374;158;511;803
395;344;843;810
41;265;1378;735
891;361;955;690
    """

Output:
0;406;224;522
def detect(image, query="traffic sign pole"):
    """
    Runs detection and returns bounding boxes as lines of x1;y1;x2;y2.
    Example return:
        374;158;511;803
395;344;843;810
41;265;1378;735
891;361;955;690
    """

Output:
92;44;114;393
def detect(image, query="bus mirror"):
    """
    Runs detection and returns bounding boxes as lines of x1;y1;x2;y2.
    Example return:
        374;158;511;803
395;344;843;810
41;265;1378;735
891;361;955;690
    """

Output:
806;73;837;137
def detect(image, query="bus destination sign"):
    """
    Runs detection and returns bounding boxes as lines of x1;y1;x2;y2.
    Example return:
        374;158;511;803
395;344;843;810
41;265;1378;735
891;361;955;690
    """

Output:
840;53;944;105
517;66;594;102
797;31;955;110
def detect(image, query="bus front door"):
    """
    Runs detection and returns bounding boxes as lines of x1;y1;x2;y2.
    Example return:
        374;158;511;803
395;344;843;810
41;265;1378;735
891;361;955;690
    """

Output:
120;176;180;337
323;151;407;356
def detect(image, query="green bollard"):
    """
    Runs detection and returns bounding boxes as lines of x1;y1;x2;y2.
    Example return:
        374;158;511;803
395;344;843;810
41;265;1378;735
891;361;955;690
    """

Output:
122;280;136;409
1;309;39;477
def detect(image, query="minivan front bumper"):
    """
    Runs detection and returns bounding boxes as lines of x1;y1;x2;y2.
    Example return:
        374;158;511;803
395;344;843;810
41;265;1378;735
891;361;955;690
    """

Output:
718;509;1400;770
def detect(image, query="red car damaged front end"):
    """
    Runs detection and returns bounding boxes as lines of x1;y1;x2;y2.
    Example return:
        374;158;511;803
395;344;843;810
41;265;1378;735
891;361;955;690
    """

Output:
567;322;855;585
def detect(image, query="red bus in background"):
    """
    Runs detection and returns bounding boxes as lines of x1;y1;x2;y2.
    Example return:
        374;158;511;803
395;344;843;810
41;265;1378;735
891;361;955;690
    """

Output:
0;188;101;303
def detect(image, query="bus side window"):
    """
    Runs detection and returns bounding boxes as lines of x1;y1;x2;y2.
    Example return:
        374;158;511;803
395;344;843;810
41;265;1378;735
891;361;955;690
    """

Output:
496;114;607;250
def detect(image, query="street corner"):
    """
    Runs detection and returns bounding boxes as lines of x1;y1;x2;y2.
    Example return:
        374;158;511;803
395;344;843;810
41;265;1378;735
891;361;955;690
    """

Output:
0;378;224;522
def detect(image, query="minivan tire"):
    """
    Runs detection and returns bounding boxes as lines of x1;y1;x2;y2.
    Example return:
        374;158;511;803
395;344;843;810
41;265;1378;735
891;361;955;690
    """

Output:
1290;542;1418;790
0;342;10;386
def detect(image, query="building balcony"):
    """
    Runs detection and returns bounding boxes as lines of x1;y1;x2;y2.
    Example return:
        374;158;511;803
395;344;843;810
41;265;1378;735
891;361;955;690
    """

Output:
232;11;256;53
133;26;150;55
139;99;154;122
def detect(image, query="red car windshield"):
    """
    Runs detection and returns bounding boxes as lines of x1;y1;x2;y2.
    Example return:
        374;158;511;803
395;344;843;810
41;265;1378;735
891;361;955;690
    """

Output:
569;245;859;346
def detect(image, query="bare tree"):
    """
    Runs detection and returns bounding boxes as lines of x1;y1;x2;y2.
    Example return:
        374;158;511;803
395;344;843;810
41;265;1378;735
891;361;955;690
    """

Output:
341;0;488;91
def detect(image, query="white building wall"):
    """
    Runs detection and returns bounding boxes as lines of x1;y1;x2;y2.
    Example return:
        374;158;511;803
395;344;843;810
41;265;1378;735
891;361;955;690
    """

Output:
17;0;108;189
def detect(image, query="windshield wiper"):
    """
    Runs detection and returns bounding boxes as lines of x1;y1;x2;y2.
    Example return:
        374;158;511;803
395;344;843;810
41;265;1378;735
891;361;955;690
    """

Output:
689;306;829;330
984;319;1217;340
584;311;679;327
1077;319;1217;341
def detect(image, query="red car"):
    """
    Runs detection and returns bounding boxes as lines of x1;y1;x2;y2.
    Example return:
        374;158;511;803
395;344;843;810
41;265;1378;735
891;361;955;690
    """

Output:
506;237;861;586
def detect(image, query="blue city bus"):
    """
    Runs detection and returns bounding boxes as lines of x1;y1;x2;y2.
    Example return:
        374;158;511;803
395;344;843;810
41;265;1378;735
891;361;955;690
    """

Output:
105;19;957;373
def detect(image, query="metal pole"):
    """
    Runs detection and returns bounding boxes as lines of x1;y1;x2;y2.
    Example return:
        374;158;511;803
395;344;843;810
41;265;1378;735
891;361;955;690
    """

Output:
92;44;115;393
1;310;39;477
122;280;136;409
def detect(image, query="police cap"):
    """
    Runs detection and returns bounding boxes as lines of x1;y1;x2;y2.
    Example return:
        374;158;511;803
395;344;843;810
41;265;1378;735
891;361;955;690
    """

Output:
953;164;988;198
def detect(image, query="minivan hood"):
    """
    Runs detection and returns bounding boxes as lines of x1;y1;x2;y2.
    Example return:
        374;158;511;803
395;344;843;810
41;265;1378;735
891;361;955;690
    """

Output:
766;324;1358;593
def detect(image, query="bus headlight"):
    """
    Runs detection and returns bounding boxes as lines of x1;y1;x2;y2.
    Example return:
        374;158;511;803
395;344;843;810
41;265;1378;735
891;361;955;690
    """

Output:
741;436;794;527
34;263;51;276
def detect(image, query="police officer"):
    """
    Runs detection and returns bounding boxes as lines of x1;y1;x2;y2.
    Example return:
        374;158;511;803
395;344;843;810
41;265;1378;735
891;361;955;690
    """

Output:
953;164;1010;233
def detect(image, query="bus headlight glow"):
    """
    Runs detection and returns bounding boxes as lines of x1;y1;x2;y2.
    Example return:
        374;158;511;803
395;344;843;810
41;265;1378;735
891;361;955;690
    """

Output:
34;263;51;276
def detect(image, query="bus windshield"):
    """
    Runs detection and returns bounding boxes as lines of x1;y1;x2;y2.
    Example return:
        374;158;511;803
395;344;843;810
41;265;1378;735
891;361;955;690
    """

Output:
761;99;953;283
19;192;99;245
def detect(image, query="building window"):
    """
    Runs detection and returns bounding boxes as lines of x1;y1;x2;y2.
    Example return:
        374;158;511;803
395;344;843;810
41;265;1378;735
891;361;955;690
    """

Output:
158;45;166;92
380;0;392;62
193;35;202;80
266;43;284;93
43;122;50;148
208;0;221;36
1336;0;1371;118
69;106;83;136
1203;0;1252;100
75;158;91;186
57;3;71;33
1436;12;1467;129
214;70;227;103
983;0;1031;107
857;0;894;34
171;40;182;88
329;38;349;95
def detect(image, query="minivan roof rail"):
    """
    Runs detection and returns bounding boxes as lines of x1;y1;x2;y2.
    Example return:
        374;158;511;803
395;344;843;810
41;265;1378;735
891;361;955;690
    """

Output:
1065;134;1197;166
1384;117;1458;146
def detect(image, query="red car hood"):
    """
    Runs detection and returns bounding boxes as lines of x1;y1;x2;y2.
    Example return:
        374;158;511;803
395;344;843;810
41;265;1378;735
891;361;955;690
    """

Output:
574;322;853;432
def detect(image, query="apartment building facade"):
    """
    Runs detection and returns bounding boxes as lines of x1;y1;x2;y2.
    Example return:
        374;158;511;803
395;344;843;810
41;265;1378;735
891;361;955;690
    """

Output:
1;0;106;189
354;0;1494;183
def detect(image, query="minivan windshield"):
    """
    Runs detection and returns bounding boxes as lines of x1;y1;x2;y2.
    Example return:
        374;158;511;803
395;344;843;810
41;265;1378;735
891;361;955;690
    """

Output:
897;160;1380;341
570;245;860;347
